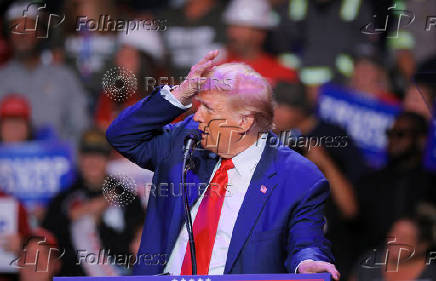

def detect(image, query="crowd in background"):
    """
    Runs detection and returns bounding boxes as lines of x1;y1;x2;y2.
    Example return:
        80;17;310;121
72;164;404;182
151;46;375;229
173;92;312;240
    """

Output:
0;0;435;280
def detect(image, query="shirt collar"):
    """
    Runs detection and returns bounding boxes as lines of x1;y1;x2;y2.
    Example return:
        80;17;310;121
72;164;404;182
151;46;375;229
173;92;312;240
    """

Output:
228;133;268;176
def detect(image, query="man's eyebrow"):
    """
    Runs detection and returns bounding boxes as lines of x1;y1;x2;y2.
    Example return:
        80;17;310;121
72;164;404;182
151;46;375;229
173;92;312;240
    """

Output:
197;97;212;108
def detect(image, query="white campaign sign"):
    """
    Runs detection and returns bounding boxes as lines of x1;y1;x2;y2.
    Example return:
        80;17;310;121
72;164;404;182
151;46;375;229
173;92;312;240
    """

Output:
0;198;18;272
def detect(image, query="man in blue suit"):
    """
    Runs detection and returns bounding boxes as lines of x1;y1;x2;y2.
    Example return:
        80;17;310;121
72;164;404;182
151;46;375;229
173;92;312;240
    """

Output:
106;50;339;279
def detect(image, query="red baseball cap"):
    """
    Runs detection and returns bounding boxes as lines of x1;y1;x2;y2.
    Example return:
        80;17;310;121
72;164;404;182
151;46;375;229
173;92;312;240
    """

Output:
0;94;31;120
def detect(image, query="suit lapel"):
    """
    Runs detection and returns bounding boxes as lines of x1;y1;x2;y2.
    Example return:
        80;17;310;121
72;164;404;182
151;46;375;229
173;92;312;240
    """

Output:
224;134;279;273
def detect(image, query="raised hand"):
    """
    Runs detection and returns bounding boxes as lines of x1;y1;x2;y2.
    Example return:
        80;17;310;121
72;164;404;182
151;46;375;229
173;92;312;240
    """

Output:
172;49;220;106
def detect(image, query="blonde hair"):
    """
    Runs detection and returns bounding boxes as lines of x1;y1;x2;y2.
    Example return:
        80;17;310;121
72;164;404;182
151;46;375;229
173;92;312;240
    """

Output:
201;63;273;132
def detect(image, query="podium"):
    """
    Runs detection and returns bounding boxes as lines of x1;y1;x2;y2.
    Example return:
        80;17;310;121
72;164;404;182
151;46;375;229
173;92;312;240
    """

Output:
54;273;331;281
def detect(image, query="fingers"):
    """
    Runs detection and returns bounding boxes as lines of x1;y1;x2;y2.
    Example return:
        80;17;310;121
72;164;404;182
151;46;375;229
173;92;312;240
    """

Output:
172;49;220;104
298;261;341;280
190;49;219;77
197;49;219;66
318;262;340;281
325;265;340;280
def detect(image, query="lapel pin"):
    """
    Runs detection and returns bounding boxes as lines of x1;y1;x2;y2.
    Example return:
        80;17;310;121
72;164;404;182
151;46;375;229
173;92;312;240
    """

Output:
260;185;267;194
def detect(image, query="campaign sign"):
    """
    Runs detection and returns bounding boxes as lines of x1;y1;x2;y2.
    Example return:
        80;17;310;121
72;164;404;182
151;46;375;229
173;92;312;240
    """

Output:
0;198;18;272
317;83;401;168
0;141;75;208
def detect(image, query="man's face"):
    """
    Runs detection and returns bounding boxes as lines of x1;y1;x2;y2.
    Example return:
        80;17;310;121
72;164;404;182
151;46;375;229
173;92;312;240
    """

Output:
0;117;29;143
116;45;140;74
9;18;39;58
403;85;433;120
351;59;386;96
386;220;417;262
79;153;108;187
18;238;61;281
193;91;247;156
273;104;303;132
386;118;421;160
226;25;265;56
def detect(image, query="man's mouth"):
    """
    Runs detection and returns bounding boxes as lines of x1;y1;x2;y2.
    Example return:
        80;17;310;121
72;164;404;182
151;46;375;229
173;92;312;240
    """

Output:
199;127;209;136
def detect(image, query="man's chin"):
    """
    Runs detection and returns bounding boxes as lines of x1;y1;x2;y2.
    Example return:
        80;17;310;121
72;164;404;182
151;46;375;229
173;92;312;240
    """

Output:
199;137;210;150
200;136;219;153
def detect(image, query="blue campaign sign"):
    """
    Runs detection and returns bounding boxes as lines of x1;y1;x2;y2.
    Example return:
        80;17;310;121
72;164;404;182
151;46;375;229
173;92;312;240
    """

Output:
0;141;75;207
317;83;401;168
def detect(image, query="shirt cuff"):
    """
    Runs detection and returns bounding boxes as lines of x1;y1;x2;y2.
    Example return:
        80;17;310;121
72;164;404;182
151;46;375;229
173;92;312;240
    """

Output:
295;259;314;273
160;85;192;110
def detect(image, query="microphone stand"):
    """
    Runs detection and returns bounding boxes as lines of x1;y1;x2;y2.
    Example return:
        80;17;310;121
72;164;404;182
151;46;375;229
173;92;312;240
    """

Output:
182;136;198;275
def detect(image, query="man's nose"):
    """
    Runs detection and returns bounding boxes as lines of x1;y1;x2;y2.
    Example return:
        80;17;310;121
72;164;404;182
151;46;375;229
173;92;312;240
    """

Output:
193;108;203;123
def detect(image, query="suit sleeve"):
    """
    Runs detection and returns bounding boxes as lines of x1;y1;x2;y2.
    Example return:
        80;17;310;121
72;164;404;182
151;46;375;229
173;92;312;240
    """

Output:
284;178;335;273
105;86;188;171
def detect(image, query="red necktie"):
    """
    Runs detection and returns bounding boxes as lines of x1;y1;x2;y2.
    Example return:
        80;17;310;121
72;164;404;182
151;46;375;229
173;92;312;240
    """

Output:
181;158;234;275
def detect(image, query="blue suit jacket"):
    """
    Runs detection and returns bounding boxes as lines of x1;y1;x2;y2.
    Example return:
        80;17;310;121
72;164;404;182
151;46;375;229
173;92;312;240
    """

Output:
106;87;334;275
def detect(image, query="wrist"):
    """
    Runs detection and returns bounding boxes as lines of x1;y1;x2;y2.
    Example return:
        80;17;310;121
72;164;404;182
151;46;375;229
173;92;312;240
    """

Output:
171;87;191;106
297;259;315;273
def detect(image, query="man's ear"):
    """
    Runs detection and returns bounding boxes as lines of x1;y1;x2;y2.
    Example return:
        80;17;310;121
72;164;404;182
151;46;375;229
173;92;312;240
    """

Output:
239;114;255;133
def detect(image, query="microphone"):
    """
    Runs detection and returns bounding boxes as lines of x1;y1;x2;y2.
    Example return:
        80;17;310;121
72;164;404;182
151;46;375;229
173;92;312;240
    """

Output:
183;133;201;160
182;132;201;275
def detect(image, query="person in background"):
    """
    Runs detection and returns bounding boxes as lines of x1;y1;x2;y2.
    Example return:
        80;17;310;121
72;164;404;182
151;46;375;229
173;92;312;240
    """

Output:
388;0;436;83
403;83;435;121
60;0;118;105
0;94;59;281
0;94;54;225
0;94;35;281
0;190;31;281
221;0;298;87
351;203;436;281
271;0;373;102
273;81;365;280
349;54;400;106
94;26;167;130
18;228;62;281
0;1;89;145
403;57;436;121
0;20;11;66
273;81;367;184
0;94;32;143
42;129;145;276
159;0;227;78
94;27;160;209
356;112;436;257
